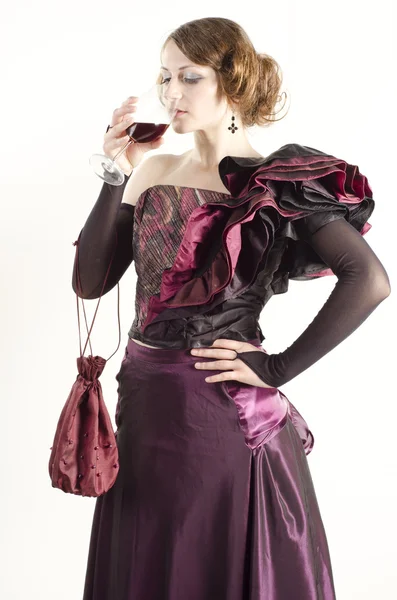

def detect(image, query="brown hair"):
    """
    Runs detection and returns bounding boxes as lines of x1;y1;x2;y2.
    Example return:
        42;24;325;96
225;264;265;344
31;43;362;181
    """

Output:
157;17;288;128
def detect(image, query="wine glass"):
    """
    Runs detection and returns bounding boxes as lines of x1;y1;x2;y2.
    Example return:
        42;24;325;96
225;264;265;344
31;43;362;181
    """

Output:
89;84;178;186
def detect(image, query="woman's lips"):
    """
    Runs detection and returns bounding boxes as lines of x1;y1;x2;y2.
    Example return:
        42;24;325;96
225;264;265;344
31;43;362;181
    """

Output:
176;110;187;116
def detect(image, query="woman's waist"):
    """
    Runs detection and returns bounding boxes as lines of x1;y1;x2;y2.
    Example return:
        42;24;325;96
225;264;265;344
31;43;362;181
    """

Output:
126;334;263;364
128;317;265;351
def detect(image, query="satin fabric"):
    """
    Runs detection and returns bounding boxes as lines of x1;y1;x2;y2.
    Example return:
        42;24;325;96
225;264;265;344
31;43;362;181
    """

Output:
82;338;336;600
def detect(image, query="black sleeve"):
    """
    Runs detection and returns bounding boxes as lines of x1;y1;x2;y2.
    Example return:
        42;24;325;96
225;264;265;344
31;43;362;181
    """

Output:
71;176;135;300
236;216;391;387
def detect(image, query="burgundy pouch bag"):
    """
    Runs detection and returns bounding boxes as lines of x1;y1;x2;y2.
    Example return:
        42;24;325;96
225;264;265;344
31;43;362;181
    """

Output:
48;231;121;497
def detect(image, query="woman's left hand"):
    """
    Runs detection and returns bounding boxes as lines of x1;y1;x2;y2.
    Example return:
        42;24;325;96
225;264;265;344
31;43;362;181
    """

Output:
191;338;274;389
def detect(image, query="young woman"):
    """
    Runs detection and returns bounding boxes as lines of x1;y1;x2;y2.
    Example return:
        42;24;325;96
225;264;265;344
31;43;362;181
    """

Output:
74;17;390;600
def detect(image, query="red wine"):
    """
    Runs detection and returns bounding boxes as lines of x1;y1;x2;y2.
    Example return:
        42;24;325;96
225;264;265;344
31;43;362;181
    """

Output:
126;122;169;143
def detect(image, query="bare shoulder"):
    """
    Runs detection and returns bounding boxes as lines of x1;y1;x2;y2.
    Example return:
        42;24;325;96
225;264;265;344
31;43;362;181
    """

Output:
121;153;180;206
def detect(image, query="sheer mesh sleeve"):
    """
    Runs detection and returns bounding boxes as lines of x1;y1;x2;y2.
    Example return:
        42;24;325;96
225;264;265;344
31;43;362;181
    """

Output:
237;216;391;387
71;176;135;300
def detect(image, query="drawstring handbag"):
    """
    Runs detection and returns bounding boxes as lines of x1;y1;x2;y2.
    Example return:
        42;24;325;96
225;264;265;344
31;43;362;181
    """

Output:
48;231;121;497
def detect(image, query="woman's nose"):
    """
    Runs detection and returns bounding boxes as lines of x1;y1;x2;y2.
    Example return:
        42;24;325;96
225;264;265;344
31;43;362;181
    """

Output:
163;79;183;101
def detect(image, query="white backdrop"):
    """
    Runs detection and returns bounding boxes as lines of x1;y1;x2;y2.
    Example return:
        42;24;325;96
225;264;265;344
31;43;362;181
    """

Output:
1;1;396;599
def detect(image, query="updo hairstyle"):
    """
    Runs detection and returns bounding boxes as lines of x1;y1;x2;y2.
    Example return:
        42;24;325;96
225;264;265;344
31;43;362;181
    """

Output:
158;17;288;128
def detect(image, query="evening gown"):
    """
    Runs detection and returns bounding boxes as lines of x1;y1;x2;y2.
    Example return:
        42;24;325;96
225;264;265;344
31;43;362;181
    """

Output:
72;144;388;599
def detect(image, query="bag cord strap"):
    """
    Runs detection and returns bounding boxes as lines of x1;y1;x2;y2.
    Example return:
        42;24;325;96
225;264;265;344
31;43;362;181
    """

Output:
72;231;121;362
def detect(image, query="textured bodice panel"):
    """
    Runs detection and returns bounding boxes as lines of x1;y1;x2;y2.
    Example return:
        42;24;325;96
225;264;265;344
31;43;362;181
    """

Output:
128;185;259;344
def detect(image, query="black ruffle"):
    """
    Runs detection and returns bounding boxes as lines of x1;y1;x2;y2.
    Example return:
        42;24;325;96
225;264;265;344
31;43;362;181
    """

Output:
219;143;375;288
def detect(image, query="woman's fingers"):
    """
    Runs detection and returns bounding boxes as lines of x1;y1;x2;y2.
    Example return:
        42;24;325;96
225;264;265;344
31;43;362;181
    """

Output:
104;112;136;140
122;96;138;105
113;104;137;120
114;114;135;136
105;135;130;151
109;101;138;128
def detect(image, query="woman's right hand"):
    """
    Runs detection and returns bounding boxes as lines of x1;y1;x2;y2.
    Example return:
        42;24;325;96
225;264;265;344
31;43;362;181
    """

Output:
103;96;165;175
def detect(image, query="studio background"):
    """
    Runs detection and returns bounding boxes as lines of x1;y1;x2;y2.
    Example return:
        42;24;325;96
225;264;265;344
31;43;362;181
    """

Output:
1;1;396;599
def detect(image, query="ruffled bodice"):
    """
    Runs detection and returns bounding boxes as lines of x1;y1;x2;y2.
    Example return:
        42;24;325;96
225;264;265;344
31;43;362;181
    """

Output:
127;143;375;348
72;142;384;362
129;185;266;345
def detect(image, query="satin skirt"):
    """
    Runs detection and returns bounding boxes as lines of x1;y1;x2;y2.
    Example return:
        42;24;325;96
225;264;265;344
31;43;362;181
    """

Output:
82;337;336;600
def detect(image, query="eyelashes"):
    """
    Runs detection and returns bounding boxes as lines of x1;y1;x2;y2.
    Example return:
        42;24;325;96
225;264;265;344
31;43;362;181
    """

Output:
160;77;201;85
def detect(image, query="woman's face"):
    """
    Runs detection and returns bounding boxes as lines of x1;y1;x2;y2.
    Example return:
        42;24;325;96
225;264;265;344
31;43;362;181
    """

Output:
160;39;229;134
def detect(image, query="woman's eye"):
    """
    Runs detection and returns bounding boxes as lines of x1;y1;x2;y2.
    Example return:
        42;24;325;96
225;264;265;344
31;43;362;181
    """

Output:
160;77;200;85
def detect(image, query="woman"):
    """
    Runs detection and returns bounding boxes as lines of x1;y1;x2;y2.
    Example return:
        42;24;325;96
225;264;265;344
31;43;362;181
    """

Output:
74;17;390;600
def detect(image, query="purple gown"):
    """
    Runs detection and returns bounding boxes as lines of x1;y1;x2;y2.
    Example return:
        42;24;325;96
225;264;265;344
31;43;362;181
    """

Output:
76;143;385;599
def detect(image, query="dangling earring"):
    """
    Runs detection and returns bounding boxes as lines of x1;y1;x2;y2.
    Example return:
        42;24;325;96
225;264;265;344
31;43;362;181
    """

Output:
228;112;238;134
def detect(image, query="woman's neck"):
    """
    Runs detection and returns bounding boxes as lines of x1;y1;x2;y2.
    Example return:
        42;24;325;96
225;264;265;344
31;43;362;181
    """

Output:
186;144;263;171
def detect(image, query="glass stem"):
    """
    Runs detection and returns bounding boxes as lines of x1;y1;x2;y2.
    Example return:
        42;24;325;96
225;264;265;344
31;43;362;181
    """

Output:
111;138;135;163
